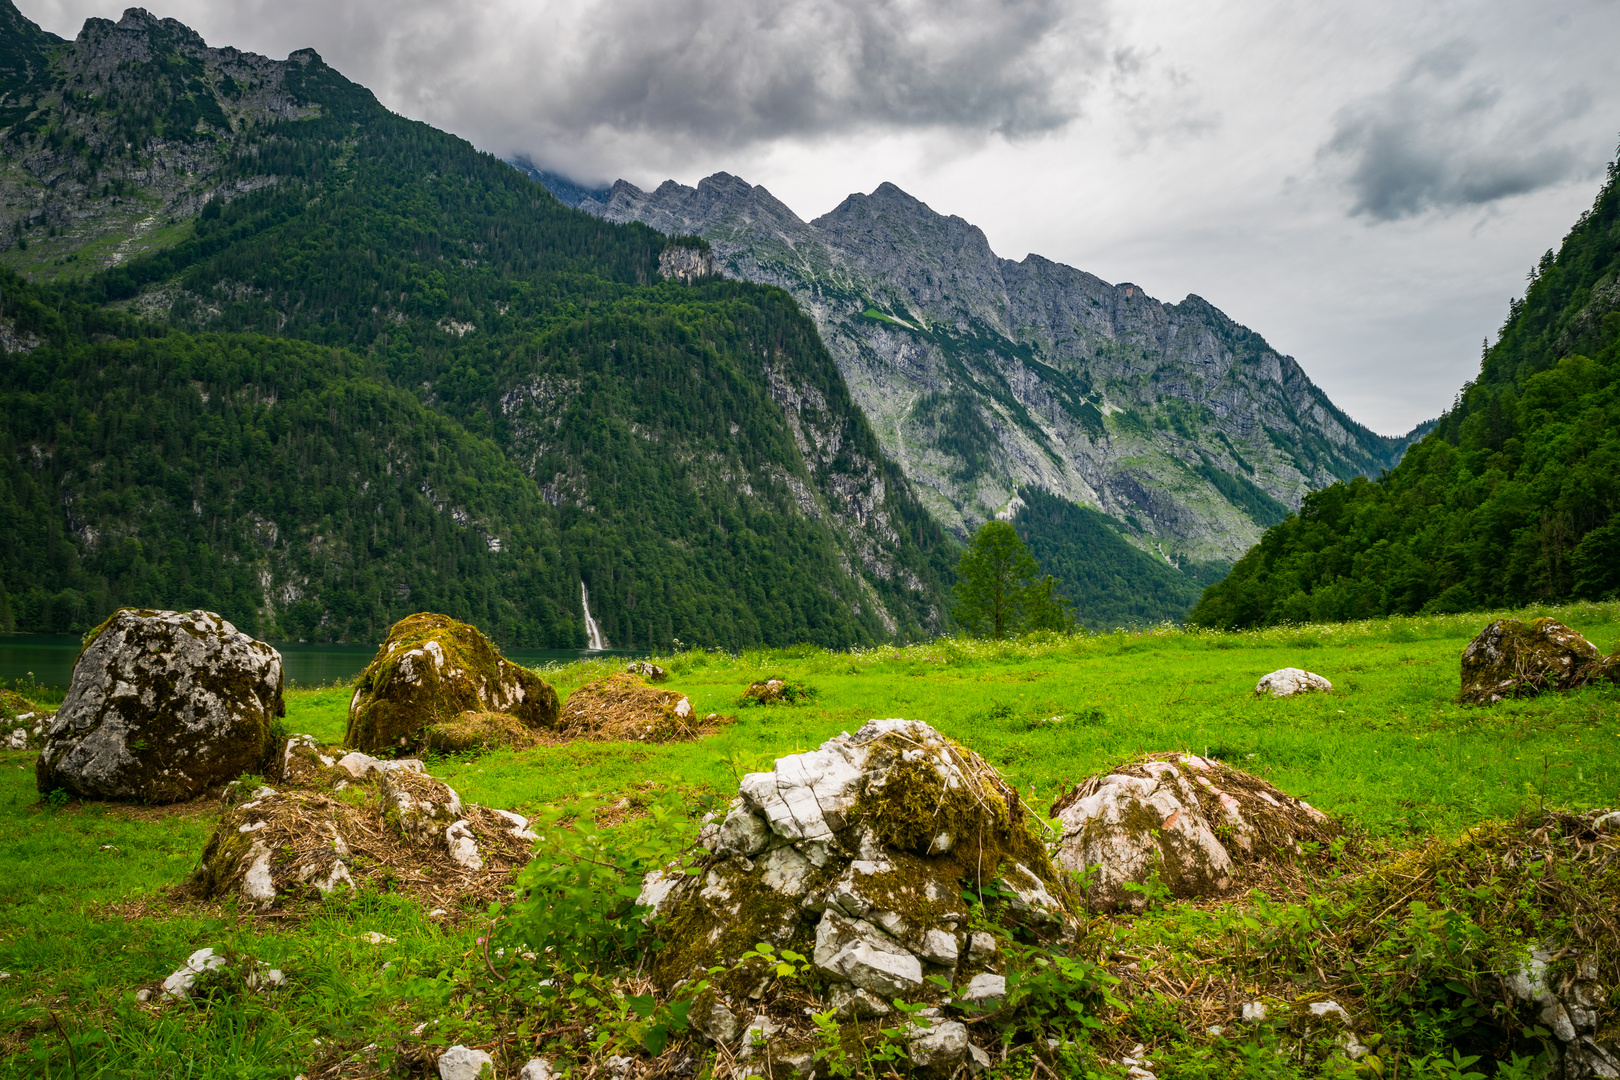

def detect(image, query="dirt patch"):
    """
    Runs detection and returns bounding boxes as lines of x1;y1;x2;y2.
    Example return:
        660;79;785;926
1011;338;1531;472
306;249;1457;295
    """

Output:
558;673;731;743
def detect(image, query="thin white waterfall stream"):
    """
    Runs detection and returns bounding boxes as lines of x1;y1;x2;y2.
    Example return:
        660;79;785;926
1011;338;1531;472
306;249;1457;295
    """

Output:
581;582;609;651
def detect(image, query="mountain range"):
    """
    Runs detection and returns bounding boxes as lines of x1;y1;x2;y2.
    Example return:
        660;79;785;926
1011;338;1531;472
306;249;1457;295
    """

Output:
527;168;1429;575
0;2;953;648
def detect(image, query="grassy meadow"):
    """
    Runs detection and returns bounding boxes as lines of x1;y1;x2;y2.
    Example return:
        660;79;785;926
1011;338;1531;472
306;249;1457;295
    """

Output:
1;602;1618;1078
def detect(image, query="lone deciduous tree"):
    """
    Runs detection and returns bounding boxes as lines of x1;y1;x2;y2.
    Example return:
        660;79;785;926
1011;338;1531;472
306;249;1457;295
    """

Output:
951;520;1071;638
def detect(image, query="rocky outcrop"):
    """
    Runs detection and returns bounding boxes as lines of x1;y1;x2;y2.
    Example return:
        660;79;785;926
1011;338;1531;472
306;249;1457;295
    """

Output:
194;737;537;908
1256;668;1333;697
657;245;717;282
1459;618;1618;705
345;613;560;753
1;6;319;271
573;172;1421;561
36;608;283;804
640;719;1066;1068
1051;753;1339;911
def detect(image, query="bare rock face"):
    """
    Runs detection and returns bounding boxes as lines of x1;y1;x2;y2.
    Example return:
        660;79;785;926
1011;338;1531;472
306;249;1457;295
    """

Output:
345;613;560;753
1255;668;1332;697
1460;618;1615;705
642;719;1071;1059
36;609;283;804
1051;754;1339;911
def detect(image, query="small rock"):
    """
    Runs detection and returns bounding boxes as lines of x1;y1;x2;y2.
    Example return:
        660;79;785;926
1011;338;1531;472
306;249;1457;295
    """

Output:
828;982;893;1020
362;932;397;945
714;804;772;857
914;927;960;966
955;972;1006;1006
518;1060;554;1080
908;1019;970;1072
692;994;743;1043
162;947;229;999
1308;1000;1350;1023
5;728;27;750
246;964;285;991
444;820;484;870
625;661;667;682
966;931;997;961
1241;1001;1268;1023
813;910;924;996
437;1045;495;1080
603;1056;634;1077
1255;668;1332;697
968;1043;991;1070
1126;1068;1157;1080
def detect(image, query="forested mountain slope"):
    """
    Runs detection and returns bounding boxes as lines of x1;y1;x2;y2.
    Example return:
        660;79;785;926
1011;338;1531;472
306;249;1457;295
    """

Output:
1190;156;1620;628
556;171;1425;576
0;3;954;648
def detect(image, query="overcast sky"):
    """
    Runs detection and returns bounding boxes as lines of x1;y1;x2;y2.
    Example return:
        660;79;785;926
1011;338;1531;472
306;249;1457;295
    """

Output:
28;0;1620;434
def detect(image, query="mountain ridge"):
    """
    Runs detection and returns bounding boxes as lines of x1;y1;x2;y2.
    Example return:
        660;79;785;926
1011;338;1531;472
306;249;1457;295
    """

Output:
564;169;1426;571
0;2;955;648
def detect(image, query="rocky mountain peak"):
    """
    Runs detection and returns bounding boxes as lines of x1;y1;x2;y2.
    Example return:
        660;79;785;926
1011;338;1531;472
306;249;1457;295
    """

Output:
566;166;1419;564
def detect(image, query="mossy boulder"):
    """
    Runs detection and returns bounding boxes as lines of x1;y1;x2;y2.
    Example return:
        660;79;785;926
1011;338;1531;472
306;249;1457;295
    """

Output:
1459;617;1617;705
36;608;283;804
344;613;560;753
639;719;1071;1061
1051;752;1340;911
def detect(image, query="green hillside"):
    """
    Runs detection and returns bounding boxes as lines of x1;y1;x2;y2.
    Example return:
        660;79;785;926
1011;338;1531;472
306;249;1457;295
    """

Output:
1012;487;1228;629
0;5;953;648
1191;155;1620;628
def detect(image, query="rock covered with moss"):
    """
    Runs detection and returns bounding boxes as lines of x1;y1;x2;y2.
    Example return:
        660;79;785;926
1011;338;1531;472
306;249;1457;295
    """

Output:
1051;753;1339;912
36;609;284;804
1460;617;1617;705
344;613;560;753
639;719;1072;1069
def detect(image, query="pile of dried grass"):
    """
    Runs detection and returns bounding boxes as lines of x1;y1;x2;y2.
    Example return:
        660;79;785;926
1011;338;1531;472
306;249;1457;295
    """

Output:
558;674;731;743
425;711;544;753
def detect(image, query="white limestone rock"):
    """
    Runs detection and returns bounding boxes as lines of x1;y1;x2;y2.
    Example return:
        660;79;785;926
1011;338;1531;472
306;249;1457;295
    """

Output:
908;1019;970;1072
1052;753;1336;911
36;608;283;804
437;1045;494;1080
814;910;924;996
1255;668;1332;697
518;1059;554;1080
379;769;464;847
161;947;229;999
955;973;1006;1006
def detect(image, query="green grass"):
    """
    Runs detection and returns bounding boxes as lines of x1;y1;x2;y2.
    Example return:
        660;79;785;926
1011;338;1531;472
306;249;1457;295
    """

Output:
2;602;1618;1076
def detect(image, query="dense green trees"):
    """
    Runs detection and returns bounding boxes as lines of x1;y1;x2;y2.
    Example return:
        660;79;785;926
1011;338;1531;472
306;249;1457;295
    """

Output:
1012;488;1228;629
1191;156;1620;628
951;521;1070;638
0;41;955;648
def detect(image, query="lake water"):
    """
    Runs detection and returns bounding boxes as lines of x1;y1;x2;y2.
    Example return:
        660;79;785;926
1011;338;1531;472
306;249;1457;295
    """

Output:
0;633;644;692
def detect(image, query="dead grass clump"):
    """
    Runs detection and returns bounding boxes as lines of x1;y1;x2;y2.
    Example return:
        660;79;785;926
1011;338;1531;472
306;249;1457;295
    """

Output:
425;711;543;753
559;674;731;743
1341;808;1620;991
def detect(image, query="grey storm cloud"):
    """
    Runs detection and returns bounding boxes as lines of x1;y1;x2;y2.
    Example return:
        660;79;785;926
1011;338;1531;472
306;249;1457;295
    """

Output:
525;0;1106;143
1321;41;1598;221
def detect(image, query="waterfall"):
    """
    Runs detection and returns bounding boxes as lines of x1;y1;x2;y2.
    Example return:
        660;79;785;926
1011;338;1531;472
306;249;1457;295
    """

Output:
581;581;609;651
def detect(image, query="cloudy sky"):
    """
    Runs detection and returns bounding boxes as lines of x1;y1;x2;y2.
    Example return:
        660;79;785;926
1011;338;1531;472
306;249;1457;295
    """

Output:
29;0;1620;434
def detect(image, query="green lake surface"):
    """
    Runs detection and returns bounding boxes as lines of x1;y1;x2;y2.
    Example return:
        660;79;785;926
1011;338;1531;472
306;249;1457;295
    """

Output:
0;634;640;691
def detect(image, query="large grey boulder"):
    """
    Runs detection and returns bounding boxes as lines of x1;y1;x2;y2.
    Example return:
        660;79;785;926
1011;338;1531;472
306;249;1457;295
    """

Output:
37;609;283;804
1052;753;1339;911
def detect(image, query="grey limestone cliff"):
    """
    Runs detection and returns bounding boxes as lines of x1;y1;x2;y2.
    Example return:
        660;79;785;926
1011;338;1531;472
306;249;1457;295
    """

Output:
570;172;1421;566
